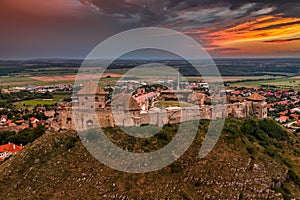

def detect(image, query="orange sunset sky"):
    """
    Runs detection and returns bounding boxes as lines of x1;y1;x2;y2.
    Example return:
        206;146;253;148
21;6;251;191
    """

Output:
0;0;299;58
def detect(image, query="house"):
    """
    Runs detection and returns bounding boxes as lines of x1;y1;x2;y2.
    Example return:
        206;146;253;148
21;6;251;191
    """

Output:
279;111;288;116
276;116;289;123
5;119;13;126
0;143;24;161
290;114;299;120
8;122;17;127
276;101;289;106
30;117;39;124
1;115;7;123
291;108;300;113
15;119;25;125
44;110;55;118
18;124;29;131
36;107;46;112
30;117;39;128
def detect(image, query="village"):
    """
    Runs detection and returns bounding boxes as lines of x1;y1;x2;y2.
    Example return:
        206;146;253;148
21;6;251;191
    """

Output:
1;80;300;161
1;81;300;131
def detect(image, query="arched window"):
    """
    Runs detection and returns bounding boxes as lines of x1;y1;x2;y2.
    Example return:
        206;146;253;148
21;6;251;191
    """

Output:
67;117;72;124
86;120;94;128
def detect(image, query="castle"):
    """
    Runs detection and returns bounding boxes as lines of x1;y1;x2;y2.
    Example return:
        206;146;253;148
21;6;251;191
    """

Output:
52;82;267;132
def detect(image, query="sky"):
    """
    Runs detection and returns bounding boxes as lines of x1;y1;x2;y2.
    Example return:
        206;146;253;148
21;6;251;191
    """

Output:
0;0;299;59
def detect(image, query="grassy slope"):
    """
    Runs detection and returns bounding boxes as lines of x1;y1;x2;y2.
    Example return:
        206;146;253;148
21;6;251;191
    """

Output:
0;119;299;199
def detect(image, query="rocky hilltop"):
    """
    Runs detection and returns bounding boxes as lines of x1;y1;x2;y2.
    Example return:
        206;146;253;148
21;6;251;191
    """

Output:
0;118;299;199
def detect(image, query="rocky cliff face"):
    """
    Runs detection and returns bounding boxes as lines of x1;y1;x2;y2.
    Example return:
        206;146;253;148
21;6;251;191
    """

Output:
0;119;299;199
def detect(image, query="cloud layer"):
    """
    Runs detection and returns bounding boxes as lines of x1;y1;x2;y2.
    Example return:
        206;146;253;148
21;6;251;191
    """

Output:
78;0;300;57
0;0;299;58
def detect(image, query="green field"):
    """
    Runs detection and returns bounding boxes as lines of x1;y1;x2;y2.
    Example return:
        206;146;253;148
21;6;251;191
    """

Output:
52;94;72;101
0;76;40;86
231;77;300;89
186;75;282;82
15;99;57;107
0;76;76;87
0;76;32;83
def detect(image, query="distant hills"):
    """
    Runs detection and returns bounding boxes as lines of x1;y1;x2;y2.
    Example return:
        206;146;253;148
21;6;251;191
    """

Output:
0;58;300;77
0;118;299;199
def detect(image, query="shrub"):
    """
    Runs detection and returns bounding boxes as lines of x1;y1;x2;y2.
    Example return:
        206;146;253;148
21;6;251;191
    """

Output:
265;148;277;157
65;136;79;149
246;146;256;155
258;119;289;140
170;161;183;173
181;190;192;200
288;169;300;186
241;118;258;135
0;125;46;146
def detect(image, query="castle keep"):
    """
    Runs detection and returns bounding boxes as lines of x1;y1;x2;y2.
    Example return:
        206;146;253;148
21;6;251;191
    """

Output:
53;83;267;132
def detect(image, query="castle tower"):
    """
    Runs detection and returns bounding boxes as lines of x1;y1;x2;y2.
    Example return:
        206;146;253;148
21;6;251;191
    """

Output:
247;93;267;119
77;81;109;110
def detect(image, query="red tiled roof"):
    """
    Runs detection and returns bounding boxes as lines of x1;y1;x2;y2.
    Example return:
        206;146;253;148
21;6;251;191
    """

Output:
290;114;299;120
247;93;266;101
15;119;25;124
8;123;17;127
0;143;24;154
5;120;12;124
276;101;289;105
30;117;39;122
279;111;288;115
279;116;289;121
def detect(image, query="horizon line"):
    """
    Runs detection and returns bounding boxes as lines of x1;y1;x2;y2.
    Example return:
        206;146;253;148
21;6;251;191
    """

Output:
0;57;300;61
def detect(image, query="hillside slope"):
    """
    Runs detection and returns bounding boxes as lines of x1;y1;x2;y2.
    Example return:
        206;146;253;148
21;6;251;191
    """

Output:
0;118;299;199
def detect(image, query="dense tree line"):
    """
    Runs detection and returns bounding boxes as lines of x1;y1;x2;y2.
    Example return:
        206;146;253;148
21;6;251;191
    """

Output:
0;91;53;103
0;125;46;146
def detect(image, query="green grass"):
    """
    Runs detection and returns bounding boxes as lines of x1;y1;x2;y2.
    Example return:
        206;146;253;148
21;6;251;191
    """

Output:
0;76;40;86
187;75;282;82
0;76;32;83
231;77;300;89
0;76;76;87
15;99;57;107
155;101;194;108
121;66;178;77
52;94;71;101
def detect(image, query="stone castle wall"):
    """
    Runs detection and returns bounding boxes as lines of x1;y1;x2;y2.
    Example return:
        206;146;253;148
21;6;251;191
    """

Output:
53;100;267;132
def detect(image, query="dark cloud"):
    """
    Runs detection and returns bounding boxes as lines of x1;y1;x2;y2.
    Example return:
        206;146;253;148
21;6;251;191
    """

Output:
263;37;300;43
1;0;299;58
254;21;300;31
210;47;241;52
80;0;300;26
